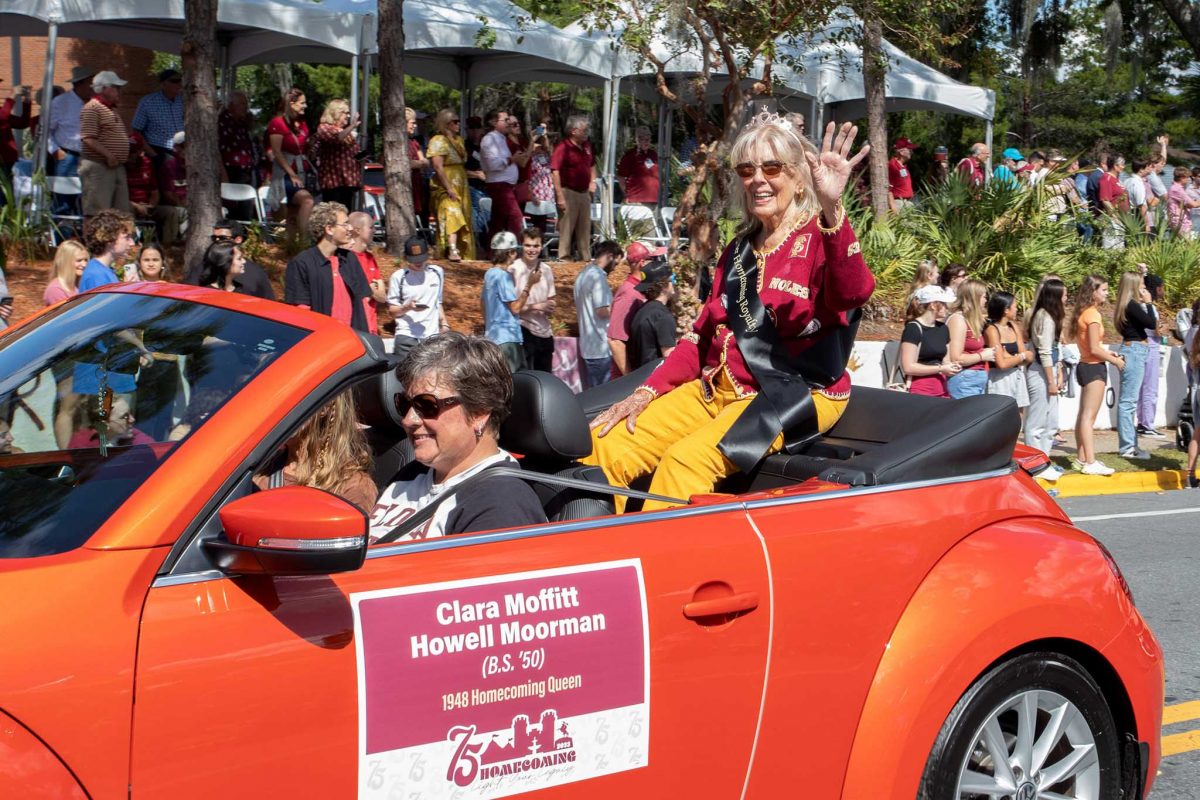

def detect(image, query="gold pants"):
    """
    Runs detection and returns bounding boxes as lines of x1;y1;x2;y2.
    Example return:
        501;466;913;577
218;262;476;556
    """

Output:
585;371;848;512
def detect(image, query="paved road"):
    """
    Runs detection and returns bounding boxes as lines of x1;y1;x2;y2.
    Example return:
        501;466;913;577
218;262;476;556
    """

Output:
1059;490;1200;798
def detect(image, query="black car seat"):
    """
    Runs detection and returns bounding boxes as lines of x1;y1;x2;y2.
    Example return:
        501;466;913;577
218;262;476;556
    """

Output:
500;371;615;521
353;366;414;489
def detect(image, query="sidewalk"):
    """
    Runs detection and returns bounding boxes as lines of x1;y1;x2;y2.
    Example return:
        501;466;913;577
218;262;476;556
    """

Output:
1038;427;1195;497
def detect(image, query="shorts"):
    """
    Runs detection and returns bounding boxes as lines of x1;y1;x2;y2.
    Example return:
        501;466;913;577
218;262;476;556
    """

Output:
987;366;1029;408
1076;362;1108;387
947;367;988;399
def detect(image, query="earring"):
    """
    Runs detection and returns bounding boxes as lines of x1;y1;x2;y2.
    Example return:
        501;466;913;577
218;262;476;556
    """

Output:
474;427;484;440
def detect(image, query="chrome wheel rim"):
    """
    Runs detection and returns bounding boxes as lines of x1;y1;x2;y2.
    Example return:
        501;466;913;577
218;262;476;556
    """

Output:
954;689;1101;800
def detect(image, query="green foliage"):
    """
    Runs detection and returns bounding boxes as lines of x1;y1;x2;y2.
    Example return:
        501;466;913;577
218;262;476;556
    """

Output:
0;174;51;270
1126;238;1200;307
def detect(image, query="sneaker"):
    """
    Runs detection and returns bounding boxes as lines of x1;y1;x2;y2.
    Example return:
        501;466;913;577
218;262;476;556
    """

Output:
1137;425;1166;438
1082;461;1115;476
1071;458;1087;472
1119;448;1152;460
1189;473;1200;489
1038;465;1063;482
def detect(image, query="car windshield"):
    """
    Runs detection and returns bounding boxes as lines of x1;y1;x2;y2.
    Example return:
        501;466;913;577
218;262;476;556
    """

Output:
0;293;308;558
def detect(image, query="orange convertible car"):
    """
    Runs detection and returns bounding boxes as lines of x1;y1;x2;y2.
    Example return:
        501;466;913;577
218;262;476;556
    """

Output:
0;285;1162;799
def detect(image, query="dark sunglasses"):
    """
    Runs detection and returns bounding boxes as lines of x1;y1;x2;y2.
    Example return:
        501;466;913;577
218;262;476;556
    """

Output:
734;160;789;178
393;392;463;420
211;234;233;242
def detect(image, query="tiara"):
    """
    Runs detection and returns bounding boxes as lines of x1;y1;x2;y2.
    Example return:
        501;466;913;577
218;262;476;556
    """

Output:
745;110;793;132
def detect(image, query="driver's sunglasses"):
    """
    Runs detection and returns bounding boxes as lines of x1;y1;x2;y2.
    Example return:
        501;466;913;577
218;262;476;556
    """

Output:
211;234;233;242
734;160;788;178
393;392;463;420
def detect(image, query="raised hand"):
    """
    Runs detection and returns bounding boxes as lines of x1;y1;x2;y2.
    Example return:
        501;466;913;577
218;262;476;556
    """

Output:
804;122;870;214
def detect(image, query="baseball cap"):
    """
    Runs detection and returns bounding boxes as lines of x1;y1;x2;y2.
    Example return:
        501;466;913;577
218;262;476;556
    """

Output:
1002;147;1024;161
490;230;519;251
933;145;949;161
893;137;918;151
625;241;667;265
403;235;430;264
92;71;127;90
913;285;955;305
1046;148;1066;163
158;68;182;83
634;258;673;295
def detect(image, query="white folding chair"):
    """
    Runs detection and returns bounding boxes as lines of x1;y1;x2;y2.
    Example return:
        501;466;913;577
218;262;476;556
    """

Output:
46;176;83;245
220;182;264;224
618;204;666;243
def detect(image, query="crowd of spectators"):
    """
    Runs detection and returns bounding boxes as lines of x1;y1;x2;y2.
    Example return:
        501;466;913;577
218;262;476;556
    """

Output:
898;261;1197;482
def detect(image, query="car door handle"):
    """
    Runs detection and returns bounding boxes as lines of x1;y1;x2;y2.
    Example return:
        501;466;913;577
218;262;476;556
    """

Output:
682;591;760;619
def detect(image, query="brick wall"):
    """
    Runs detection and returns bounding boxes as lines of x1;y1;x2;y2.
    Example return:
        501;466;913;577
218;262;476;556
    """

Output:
2;37;160;123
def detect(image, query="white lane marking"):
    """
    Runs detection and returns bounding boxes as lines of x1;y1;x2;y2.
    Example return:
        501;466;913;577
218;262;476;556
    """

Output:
740;512;775;800
1072;507;1200;523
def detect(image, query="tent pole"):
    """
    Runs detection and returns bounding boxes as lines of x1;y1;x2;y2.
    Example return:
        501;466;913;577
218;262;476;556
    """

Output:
34;21;58;187
985;119;993;175
657;98;668;207
350;53;360;123
458;62;469;125
808;95;817;142
10;37;22;150
361;53;371;153
600;76;615;237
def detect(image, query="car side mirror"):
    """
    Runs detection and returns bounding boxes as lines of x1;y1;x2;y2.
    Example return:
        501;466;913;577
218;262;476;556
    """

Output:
203;486;368;576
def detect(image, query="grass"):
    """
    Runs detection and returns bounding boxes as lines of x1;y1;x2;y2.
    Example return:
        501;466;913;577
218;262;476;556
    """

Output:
1049;446;1191;473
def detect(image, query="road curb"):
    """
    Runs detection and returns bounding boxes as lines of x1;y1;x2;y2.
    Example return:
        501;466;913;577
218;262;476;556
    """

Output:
1039;469;1191;498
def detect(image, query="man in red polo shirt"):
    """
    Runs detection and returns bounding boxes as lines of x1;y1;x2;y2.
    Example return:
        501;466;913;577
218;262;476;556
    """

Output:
888;137;916;212
956;142;989;188
617;126;660;207
550;115;597;261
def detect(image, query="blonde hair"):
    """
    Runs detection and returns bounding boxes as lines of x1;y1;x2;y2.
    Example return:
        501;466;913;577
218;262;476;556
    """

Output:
1112;271;1143;333
950;279;988;335
290;393;373;494
320;99;350;126
434;108;458;138
51;240;87;291
405;106;416;122
903;261;940;320
728;117;820;239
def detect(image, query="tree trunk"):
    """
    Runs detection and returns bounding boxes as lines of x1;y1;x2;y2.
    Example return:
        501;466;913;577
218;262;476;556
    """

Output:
1154;0;1200;60
181;0;221;275
378;0;414;254
861;15;890;221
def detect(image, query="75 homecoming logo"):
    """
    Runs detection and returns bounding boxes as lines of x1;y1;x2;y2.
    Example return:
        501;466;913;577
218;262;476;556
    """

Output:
446;709;578;787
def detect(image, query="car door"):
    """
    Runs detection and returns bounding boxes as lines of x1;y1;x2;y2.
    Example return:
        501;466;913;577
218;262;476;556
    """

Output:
130;501;770;799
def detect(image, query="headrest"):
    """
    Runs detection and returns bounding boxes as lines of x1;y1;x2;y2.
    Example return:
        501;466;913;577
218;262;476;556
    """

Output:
355;367;405;432
500;371;592;462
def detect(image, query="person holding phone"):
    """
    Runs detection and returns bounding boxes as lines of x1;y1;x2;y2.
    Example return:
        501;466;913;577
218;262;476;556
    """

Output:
1;80;33;182
312;98;362;210
388;235;447;347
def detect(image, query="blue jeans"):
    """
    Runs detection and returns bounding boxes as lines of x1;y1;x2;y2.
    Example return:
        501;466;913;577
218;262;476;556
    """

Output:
1116;342;1149;453
947;367;988;398
583;356;612;389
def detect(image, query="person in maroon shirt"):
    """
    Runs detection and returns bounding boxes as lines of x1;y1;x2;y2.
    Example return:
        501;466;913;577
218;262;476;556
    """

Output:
218;90;257;220
616;126;660;207
0;81;32;179
887;137;916;212
405;107;429;219
125;131;184;245
1097;153;1129;249
956;142;989;188
550;115;597;260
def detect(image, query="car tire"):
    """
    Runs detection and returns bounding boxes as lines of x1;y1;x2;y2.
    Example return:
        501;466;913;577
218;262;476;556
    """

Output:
917;651;1122;800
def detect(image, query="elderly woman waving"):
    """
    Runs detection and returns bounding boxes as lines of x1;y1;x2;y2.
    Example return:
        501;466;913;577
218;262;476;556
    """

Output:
587;115;874;511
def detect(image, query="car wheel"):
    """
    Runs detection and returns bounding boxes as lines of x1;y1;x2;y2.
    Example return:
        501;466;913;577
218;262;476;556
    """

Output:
918;652;1121;800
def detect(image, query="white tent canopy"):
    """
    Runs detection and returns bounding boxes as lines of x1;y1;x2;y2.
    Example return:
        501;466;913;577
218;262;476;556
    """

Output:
778;10;995;123
0;0;368;67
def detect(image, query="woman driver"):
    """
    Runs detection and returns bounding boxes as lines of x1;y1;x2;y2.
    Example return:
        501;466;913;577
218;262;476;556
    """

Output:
588;116;874;511
369;333;546;542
